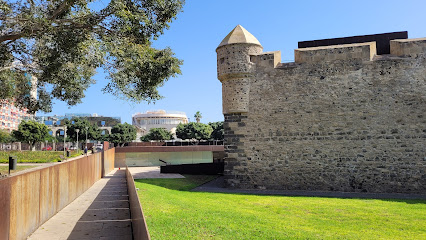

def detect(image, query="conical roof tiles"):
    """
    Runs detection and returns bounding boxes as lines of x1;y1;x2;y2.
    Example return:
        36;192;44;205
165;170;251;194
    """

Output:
217;25;262;48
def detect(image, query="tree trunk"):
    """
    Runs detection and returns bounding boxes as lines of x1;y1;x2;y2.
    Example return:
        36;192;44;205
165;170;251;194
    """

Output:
30;144;36;151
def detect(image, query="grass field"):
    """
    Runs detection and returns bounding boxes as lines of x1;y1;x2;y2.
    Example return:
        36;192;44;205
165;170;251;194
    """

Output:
0;150;82;163
135;176;426;240
0;165;39;175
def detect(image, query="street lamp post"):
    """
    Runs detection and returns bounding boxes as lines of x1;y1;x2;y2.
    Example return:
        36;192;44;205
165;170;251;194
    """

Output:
76;129;80;154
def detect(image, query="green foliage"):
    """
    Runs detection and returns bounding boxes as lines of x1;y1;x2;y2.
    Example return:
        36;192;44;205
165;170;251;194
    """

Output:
135;177;426;240
12;120;50;150
44;134;56;143
208;121;224;140
0;129;14;143
0;150;81;163
140;128;173;142
109;123;136;146
0;0;185;113
194;111;202;123
64;118;101;142
176;122;212;140
82;116;120;127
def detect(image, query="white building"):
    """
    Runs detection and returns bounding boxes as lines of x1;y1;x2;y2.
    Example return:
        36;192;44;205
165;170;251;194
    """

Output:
132;110;189;140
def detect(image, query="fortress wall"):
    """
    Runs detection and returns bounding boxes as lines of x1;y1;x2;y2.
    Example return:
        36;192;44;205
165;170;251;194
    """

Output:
390;38;426;57
223;39;426;193
295;42;376;63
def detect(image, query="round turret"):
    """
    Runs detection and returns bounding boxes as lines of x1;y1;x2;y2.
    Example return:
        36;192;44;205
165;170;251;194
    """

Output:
216;25;263;81
216;25;263;114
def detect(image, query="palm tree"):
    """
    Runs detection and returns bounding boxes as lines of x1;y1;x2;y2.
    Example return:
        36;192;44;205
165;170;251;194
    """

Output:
194;111;202;123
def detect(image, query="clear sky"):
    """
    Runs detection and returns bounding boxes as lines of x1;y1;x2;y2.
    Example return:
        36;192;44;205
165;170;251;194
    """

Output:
37;0;426;124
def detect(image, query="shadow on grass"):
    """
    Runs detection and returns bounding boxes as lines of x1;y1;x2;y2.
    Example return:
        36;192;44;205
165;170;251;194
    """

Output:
135;175;219;191
135;175;426;204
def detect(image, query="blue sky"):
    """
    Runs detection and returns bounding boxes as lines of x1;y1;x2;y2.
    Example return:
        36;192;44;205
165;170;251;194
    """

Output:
37;0;426;124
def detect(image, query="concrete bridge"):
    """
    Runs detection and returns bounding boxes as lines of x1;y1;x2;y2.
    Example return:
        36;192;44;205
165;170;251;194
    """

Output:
48;126;112;136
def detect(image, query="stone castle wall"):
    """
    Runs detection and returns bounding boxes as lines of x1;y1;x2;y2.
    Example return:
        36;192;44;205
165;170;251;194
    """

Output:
220;38;426;193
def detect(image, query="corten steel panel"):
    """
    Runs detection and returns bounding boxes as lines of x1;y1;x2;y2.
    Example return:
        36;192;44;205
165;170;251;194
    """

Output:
298;31;408;55
93;154;99;184
9;176;18;239
115;145;224;153
39;167;51;225
98;152;103;179
103;148;115;175
83;157;88;189
68;160;78;203
3;152;111;240
58;162;70;210
89;156;94;186
0;178;11;240
51;165;60;218
90;154;94;185
77;157;85;196
126;167;150;240
115;152;127;168
10;171;41;240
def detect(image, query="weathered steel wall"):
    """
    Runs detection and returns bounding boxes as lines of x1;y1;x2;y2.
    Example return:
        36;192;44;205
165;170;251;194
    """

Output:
0;177;11;240
115;152;127;168
2;149;115;240
125;166;150;240
102;148;115;177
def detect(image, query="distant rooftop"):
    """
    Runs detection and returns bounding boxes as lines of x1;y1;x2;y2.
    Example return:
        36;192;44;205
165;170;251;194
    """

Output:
298;31;408;55
132;110;187;117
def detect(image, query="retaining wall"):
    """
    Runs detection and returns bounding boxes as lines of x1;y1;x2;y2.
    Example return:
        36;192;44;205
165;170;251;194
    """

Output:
0;148;115;240
102;148;115;177
125;166;150;240
115;146;224;167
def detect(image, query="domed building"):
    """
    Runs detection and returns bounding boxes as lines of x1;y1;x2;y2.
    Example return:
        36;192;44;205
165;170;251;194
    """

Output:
132;110;189;140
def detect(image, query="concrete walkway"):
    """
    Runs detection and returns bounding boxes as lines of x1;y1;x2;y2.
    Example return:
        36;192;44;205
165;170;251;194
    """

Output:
28;169;132;240
193;176;426;200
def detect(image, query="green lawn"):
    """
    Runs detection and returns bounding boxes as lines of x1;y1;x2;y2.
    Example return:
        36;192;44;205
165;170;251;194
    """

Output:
0;150;82;163
135;176;426;240
0;165;39;175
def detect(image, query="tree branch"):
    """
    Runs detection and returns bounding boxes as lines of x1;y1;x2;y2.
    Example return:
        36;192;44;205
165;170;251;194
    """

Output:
0;33;24;43
49;0;75;20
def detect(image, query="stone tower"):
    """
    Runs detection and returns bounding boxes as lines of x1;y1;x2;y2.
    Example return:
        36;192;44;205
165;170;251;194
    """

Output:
216;25;263;114
216;25;264;187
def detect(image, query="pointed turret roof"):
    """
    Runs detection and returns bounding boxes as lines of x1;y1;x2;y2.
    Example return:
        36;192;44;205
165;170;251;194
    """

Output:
217;25;262;48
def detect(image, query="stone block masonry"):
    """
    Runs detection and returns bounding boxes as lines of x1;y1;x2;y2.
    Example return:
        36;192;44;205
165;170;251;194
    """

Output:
217;26;426;193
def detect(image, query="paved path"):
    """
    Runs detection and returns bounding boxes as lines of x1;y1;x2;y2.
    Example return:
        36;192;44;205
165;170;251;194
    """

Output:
28;169;132;240
193;176;426;200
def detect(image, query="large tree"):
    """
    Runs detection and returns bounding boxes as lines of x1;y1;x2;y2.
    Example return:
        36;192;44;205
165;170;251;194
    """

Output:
176;122;212;140
64;118;100;142
0;129;13;143
194;111;202;123
12;120;50;150
140;127;172;142
109;122;136;146
208;121;224;140
0;0;185;113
